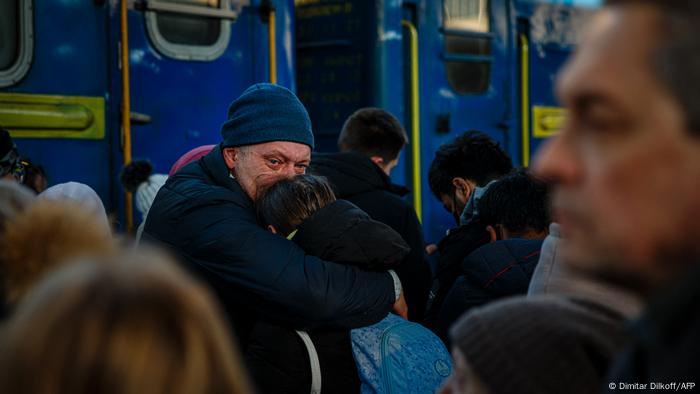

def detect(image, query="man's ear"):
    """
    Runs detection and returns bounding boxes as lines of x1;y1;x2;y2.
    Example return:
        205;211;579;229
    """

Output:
267;224;278;234
222;147;239;170
486;225;498;243
451;177;473;203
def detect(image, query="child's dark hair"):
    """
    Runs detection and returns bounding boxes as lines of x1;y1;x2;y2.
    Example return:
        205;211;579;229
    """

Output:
257;175;336;236
477;170;551;236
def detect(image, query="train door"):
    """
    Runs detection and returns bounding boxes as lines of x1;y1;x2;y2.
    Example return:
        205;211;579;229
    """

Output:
514;1;595;167
415;0;514;244
125;0;289;182
0;1;114;205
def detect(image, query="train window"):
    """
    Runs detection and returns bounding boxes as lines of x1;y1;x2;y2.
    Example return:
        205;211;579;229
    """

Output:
145;0;232;61
444;0;489;32
0;0;33;87
442;0;492;94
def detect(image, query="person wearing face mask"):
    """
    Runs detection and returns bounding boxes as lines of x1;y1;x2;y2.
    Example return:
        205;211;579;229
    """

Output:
423;131;512;331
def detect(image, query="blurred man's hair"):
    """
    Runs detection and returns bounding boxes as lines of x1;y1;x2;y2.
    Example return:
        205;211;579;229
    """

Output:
337;108;408;162
0;180;34;237
477;170;551;237
1;200;116;305
606;0;700;135
428;131;513;199
257;174;336;236
0;250;253;394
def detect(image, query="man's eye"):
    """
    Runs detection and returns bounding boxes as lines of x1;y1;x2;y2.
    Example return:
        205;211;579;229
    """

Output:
268;159;282;165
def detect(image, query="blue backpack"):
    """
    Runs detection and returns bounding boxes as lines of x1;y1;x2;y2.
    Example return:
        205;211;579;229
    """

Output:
350;314;452;394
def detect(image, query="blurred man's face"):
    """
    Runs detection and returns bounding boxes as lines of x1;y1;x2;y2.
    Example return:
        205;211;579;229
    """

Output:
533;5;700;289
223;141;311;201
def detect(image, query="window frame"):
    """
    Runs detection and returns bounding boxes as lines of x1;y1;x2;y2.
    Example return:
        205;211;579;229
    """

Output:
0;0;34;88
441;0;494;95
144;0;234;62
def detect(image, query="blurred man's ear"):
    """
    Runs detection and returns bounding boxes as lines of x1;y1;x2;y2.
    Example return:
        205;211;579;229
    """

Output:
267;224;277;234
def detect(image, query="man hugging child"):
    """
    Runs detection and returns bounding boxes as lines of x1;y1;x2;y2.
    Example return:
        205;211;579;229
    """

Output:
246;174;450;394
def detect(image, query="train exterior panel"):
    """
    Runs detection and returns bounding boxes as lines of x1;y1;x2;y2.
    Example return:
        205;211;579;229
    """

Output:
1;0;596;240
296;0;596;243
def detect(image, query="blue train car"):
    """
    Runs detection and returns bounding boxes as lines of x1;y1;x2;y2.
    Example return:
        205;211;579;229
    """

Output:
1;0;294;228
295;0;599;244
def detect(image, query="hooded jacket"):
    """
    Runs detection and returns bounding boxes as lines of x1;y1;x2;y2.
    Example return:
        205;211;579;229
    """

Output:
437;239;543;343
310;152;432;321
246;199;410;394
142;145;396;348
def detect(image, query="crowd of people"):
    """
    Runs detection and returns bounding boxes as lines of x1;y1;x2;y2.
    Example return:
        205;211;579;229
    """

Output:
0;0;699;392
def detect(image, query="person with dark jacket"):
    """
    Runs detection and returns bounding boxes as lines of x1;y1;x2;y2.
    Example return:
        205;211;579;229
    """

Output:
247;174;409;394
532;0;700;387
424;133;513;330
433;171;550;341
310;108;432;321
143;84;404;349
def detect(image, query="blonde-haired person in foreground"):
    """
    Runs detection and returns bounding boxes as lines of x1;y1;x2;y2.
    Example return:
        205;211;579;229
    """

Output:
0;250;253;394
0;200;116;308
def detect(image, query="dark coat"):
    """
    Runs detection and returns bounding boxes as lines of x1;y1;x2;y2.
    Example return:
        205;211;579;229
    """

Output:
606;263;700;389
246;199;410;394
423;219;491;331
142;145;396;348
310;152;432;321
437;239;543;343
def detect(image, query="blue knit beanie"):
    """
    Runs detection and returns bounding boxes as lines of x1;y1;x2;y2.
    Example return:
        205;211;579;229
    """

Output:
221;83;314;149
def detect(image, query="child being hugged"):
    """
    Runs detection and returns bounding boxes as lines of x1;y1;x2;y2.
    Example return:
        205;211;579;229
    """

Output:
247;174;451;394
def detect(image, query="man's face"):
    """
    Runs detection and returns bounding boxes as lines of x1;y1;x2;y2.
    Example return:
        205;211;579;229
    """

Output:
439;177;474;224
439;191;463;224
533;5;700;288
224;141;311;200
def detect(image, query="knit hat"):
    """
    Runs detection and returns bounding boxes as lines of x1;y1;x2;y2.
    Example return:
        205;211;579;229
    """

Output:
449;296;628;394
220;83;314;149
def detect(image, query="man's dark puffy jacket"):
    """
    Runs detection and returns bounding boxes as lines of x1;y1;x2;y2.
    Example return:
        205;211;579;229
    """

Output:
437;239;543;343
423;219;491;331
246;199;410;394
310;152;432;321
606;262;700;389
143;145;396;348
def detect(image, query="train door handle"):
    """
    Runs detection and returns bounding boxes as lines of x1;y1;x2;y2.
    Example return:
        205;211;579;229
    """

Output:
130;112;151;125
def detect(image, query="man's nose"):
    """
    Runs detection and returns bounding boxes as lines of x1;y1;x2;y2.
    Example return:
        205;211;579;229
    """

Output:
531;134;578;185
281;164;298;178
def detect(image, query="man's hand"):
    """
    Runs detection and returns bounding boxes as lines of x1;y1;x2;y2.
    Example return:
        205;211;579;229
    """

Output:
393;290;408;319
426;244;438;255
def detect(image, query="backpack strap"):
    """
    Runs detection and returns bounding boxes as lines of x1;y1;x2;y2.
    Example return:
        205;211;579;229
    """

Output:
296;330;322;394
